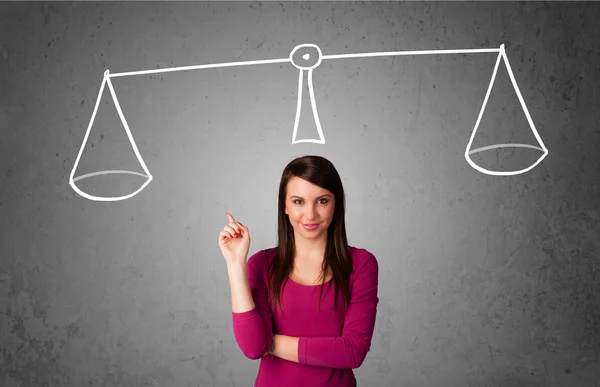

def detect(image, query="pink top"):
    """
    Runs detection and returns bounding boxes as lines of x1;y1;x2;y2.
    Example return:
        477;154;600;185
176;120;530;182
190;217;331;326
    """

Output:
232;246;379;387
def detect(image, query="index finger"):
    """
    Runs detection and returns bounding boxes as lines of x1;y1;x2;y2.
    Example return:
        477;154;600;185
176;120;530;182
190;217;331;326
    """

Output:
226;212;236;224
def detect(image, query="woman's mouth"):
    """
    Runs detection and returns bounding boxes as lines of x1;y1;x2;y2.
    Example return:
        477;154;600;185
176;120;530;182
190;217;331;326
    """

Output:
302;223;319;230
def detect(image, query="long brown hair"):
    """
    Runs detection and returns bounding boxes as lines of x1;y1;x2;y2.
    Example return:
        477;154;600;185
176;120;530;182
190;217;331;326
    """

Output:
267;155;353;317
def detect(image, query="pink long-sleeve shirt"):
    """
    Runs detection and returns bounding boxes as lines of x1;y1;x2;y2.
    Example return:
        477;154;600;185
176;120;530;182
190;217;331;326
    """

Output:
231;246;379;387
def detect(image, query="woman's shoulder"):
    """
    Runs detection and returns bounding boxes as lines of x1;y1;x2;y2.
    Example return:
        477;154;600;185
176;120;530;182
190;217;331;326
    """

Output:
348;245;377;270
246;248;276;274
349;245;376;261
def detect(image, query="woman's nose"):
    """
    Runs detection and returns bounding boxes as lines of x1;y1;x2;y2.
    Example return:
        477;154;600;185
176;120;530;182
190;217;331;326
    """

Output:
305;205;316;218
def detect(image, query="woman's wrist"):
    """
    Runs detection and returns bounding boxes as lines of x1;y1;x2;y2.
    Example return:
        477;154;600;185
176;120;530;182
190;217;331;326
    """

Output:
269;334;276;355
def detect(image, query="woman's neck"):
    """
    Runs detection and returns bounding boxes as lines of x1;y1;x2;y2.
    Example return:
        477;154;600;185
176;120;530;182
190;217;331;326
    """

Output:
293;239;327;259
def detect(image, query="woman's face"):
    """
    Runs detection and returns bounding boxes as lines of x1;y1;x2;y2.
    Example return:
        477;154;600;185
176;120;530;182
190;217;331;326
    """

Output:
284;176;335;242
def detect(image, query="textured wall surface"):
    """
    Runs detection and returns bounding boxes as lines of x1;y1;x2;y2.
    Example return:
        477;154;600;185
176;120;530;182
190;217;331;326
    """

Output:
1;2;599;386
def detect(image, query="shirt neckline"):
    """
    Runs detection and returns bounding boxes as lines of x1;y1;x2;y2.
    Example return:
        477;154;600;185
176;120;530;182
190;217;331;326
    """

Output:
287;275;333;287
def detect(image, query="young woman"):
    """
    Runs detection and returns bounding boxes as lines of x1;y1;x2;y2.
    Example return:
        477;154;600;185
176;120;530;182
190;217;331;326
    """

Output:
218;155;379;387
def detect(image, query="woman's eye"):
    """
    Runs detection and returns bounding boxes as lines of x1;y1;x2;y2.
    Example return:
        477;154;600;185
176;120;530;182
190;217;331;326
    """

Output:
294;199;327;204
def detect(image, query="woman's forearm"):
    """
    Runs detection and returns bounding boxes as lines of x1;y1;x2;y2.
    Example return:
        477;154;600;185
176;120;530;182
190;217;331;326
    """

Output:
227;262;256;313
273;334;300;363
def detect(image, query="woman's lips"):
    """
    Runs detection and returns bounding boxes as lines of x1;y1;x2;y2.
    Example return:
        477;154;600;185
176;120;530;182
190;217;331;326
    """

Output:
302;223;319;230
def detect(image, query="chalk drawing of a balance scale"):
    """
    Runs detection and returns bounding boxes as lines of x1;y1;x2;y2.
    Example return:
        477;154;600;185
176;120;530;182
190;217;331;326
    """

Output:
69;43;549;202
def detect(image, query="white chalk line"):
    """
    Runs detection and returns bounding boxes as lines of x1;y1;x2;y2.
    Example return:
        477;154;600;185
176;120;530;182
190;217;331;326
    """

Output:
107;47;502;78
321;47;502;61
72;170;149;182
108;58;292;78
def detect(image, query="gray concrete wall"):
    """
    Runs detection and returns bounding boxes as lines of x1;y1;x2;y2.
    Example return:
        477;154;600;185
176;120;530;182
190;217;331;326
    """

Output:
1;2;599;386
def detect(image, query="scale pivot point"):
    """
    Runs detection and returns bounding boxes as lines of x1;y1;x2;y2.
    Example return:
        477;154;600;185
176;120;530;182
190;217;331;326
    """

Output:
289;44;323;70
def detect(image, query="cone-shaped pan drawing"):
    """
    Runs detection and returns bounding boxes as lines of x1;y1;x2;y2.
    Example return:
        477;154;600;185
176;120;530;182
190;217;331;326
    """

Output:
69;70;153;201
464;44;549;175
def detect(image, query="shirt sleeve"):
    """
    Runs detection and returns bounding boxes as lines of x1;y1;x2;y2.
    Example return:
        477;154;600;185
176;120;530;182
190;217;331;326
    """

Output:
297;252;379;369
231;250;274;360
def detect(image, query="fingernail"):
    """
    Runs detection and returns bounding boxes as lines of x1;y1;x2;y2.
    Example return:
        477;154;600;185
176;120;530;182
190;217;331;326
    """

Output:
237;228;241;233
238;222;243;226
229;233;233;238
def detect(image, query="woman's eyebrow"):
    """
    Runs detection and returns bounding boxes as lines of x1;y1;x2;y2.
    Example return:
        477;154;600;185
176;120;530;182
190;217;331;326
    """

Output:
290;194;332;199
